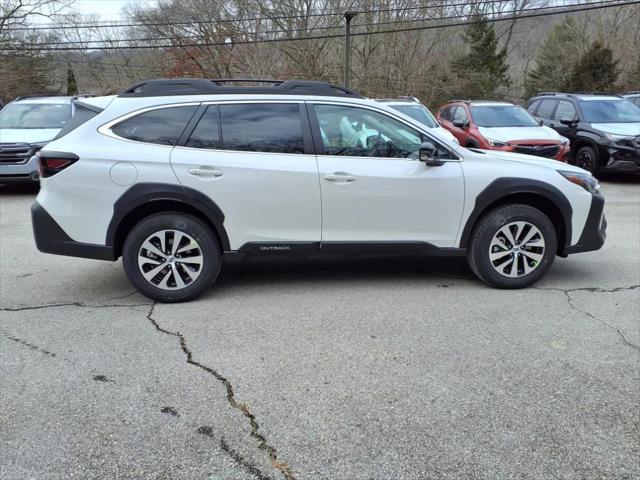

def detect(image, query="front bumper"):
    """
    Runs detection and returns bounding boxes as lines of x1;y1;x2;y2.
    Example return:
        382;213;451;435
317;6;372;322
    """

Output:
565;193;606;254
32;202;116;261
602;140;640;173
0;154;39;183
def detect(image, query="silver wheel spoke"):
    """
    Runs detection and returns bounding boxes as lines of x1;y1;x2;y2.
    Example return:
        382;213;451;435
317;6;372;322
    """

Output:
171;231;184;256
508;256;519;277
143;263;168;281
180;255;203;265
142;240;167;259
181;264;198;281
490;250;512;262
172;265;186;289
138;229;203;291
522;251;543;262
519;227;538;246
157;269;172;289
177;241;198;254
500;225;517;248
157;231;167;255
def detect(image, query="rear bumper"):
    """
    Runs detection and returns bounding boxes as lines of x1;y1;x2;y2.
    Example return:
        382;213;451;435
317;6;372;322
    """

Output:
32;202;116;261
0;155;39;183
565;193;606;254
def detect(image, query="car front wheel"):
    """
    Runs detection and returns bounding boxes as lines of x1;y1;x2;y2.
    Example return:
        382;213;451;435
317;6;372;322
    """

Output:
467;204;557;289
122;212;221;302
574;145;598;174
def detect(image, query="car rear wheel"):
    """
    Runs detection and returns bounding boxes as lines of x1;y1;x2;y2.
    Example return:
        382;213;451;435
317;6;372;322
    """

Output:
122;212;221;302
468;204;557;289
574;145;598;174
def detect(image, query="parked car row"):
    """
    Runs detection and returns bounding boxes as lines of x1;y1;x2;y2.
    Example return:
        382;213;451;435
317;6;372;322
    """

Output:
1;88;639;185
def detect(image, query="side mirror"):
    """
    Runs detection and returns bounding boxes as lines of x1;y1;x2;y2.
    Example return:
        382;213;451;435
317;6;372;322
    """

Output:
419;141;445;167
453;120;467;129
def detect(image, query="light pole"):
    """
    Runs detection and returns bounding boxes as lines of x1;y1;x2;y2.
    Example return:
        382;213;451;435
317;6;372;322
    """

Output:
344;11;358;89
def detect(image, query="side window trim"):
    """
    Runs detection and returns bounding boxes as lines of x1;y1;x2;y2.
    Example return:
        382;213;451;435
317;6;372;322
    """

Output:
176;103;208;146
308;101;459;161
178;101;311;155
99;102;201;146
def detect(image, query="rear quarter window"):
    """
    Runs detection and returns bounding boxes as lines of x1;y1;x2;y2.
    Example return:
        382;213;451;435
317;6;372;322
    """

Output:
535;99;557;119
111;106;198;145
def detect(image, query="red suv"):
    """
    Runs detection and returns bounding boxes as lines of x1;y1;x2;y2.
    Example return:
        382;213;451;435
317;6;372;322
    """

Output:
436;100;570;161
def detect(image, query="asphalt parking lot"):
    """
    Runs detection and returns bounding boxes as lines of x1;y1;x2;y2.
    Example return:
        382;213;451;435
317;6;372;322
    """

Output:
1;178;639;480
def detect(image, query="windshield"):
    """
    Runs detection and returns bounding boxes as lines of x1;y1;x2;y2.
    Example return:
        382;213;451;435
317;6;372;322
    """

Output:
0;103;71;129
470;105;539;127
579;98;640;123
390;104;439;128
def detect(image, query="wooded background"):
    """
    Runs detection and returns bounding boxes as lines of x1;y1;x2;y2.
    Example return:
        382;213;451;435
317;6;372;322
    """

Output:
1;0;639;107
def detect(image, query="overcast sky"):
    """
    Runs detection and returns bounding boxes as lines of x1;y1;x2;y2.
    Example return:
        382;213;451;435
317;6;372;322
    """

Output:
64;0;158;20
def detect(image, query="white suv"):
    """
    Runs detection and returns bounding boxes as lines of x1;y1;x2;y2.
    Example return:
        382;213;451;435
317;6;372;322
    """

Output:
31;79;606;302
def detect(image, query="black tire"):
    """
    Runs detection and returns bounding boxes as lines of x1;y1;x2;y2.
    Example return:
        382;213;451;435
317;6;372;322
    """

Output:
122;212;221;302
467;204;557;289
574;145;599;174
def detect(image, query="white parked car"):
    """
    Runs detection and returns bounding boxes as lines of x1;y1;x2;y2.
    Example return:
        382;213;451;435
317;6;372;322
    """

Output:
377;97;459;144
32;79;606;302
0;95;109;183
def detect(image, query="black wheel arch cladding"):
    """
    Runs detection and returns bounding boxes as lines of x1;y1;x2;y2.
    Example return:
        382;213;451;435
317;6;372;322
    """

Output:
460;177;573;253
106;183;231;254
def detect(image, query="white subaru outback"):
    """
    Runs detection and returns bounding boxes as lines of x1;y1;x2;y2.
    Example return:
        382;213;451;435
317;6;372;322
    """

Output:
31;79;606;302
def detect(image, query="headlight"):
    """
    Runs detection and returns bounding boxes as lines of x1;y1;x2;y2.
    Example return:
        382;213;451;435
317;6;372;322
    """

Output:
604;133;631;142
559;136;570;146
451;137;460;145
486;138;509;147
558;170;600;194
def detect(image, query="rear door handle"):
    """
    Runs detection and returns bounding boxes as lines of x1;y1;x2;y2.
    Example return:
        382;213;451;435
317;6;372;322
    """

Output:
324;173;355;183
188;167;223;178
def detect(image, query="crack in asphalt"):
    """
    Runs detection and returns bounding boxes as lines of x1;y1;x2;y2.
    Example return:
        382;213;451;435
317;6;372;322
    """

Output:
146;303;296;480
535;285;640;352
0;302;151;312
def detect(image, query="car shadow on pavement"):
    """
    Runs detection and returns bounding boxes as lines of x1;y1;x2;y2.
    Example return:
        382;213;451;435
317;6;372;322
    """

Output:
211;256;474;294
0;183;39;195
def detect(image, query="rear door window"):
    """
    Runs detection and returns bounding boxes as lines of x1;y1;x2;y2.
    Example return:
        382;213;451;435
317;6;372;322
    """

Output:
219;103;304;154
535;99;557;119
453;106;468;124
111;106;198;145
553;101;577;121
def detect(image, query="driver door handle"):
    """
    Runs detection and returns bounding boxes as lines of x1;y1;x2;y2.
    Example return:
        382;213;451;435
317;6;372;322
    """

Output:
188;167;223;178
324;173;355;183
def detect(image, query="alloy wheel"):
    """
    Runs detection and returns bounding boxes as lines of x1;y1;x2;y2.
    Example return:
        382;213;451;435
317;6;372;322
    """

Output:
575;150;594;171
137;229;203;290
488;221;546;278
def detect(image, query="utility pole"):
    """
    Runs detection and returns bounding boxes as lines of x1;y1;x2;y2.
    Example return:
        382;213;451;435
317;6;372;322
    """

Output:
344;11;358;88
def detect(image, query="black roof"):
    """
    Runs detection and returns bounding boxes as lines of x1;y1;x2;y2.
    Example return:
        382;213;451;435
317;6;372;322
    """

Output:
119;78;363;98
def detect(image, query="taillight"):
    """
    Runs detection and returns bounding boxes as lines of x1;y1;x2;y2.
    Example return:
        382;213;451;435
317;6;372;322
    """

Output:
37;151;78;178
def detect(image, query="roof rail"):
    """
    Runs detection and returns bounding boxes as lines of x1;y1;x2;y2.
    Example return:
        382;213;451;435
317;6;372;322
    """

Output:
625;90;640;95
13;93;53;101
536;92;564;96
118;78;364;98
447;98;471;103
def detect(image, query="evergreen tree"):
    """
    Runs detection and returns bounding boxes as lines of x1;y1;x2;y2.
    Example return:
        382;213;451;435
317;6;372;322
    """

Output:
66;64;78;96
569;41;618;92
451;15;510;98
525;17;581;97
